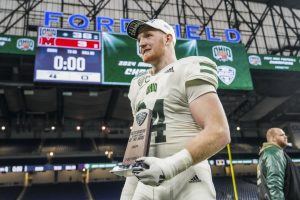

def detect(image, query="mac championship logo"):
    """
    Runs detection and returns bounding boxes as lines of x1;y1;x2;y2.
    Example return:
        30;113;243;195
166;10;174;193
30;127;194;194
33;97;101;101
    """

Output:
40;27;57;38
136;111;148;126
16;38;34;51
212;45;233;62
217;65;236;85
248;55;262;66
138;76;146;86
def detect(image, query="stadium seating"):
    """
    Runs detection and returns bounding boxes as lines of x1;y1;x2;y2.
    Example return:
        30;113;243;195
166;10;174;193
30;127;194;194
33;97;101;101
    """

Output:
0;186;23;200
0;139;40;156
89;181;124;200
41;138;95;154
213;176;258;200
22;182;87;200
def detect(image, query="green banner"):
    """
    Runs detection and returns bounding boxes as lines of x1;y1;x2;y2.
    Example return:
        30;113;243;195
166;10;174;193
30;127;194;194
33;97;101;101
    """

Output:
0;34;36;55
101;32;150;85
196;40;253;90
248;54;300;71
102;33;253;90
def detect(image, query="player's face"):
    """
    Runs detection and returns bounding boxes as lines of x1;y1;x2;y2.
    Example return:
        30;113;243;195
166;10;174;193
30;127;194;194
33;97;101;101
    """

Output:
137;26;167;64
274;129;288;148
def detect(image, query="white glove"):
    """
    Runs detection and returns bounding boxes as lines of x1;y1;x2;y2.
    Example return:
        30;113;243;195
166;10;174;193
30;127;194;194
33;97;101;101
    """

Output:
134;149;193;186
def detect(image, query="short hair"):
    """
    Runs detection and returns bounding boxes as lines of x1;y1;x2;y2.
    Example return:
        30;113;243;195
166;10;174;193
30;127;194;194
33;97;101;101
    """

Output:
266;128;282;142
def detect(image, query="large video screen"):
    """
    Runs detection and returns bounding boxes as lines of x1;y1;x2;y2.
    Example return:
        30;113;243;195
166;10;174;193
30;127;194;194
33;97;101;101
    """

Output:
248;54;300;71
102;33;253;90
34;27;102;84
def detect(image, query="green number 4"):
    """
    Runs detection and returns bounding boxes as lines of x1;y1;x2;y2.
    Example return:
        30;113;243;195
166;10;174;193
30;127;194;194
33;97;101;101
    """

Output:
137;99;166;143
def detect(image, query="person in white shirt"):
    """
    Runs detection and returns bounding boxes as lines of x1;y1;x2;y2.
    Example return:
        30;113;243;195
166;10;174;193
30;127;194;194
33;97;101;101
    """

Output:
121;18;231;200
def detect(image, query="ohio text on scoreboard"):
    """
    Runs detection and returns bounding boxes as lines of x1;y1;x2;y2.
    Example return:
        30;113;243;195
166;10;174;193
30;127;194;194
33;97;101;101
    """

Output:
34;27;102;84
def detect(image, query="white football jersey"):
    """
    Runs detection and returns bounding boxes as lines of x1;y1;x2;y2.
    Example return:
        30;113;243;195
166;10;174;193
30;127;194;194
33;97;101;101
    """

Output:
128;56;218;158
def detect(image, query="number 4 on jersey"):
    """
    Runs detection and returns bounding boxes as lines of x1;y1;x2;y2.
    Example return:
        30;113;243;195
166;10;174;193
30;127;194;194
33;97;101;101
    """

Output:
137;99;166;143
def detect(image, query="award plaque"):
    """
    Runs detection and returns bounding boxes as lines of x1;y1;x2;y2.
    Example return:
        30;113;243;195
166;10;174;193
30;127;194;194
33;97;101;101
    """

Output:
110;109;152;177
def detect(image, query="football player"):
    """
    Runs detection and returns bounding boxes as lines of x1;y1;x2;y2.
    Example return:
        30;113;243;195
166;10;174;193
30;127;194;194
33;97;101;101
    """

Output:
121;19;231;200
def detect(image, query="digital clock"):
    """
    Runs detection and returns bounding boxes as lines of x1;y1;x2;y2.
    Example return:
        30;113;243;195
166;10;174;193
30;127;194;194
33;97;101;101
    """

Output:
34;27;102;84
53;55;85;71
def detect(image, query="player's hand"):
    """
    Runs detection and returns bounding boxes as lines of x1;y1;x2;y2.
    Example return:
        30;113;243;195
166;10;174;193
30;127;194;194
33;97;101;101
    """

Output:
133;149;193;187
133;157;166;186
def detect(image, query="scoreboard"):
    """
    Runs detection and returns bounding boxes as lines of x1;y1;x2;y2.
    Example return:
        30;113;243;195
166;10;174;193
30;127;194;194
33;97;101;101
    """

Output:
34;27;102;84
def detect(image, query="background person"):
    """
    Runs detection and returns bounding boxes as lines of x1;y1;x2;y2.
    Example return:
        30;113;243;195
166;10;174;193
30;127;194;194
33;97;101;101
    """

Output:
258;127;300;200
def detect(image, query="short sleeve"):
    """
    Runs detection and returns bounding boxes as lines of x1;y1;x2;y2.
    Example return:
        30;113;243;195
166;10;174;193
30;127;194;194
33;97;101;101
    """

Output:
184;57;218;89
186;80;216;103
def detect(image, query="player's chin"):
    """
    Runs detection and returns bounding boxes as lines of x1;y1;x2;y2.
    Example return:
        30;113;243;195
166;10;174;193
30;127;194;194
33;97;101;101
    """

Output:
142;55;152;64
142;54;157;64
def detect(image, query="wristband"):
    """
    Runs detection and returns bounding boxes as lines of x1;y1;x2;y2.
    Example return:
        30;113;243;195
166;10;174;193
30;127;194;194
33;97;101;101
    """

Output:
161;149;193;179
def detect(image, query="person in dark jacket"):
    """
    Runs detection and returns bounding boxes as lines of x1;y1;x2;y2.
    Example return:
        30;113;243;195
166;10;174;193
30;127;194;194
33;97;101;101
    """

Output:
257;127;300;200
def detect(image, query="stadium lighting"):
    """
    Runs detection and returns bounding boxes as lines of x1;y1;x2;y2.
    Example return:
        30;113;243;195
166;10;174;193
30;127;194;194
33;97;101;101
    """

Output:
236;126;241;131
76;126;81;131
1;126;5;131
51;126;56;131
49;152;54;157
101;125;106;131
105;148;114;159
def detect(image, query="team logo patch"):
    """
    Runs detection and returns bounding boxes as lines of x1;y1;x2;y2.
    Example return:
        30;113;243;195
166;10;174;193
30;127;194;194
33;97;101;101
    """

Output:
248;55;262;66
136;112;148;126
217;65;236;85
212;45;233;62
137;76;146;86
16;38;34;51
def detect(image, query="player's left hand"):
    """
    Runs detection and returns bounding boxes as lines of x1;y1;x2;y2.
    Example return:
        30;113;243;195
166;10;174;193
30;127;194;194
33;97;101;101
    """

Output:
133;149;193;187
133;157;166;186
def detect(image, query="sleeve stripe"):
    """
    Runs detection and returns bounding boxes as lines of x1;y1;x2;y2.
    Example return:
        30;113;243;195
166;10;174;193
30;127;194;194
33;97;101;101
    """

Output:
200;68;216;76
198;63;217;77
187;74;218;89
199;62;217;70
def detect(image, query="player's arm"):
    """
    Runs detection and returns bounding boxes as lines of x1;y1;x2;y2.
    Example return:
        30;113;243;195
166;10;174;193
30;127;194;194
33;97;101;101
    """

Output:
187;91;230;164
184;58;230;163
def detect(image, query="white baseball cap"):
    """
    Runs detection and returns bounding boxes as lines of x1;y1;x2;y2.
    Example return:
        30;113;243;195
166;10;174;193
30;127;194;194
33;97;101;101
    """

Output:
126;19;176;45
